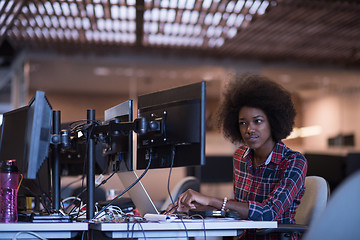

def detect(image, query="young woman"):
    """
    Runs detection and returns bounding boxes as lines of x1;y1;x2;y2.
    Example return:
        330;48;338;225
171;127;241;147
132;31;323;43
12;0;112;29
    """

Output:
168;74;307;240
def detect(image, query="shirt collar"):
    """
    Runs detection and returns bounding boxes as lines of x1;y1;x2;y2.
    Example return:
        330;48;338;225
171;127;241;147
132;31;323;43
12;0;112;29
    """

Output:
243;145;278;166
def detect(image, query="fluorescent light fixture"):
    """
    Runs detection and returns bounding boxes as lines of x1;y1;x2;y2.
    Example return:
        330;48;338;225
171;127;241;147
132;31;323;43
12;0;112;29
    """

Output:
212;12;222;25
120;6;127;19
182;10;191;23
67;17;75;29
186;0;196;9
235;14;245;27
111;5;119;18
128;6;136;20
95;4;104;18
169;0;177;8
53;2;62;16
287;125;322;139
249;0;261;15
61;2;70;16
190;11;199;24
167;9;176;22
204;13;213;25
245;0;254;9
206;25;215;37
178;0;186;9
94;67;110;76
29;2;37;14
151;8;160;21
38;4;45;15
258;1;270;15
234;0;245;13
227;13;237;26
70;3;78;15
82;18;91;30
59;16;67;29
44;2;53;15
202;0;212;9
160;8;168;21
86;4;94;17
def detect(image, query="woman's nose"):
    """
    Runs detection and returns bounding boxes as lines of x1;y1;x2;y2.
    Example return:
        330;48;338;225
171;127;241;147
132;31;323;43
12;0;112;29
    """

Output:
247;124;255;133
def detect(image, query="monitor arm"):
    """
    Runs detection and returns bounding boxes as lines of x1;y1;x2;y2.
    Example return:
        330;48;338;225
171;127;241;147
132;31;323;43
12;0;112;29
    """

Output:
91;117;163;139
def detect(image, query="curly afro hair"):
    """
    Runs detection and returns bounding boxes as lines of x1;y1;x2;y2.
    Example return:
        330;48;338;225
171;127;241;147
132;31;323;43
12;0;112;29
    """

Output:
216;73;296;144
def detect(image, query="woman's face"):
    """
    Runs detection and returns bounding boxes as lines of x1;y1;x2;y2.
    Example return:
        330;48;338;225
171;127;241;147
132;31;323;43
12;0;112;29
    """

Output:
238;106;275;153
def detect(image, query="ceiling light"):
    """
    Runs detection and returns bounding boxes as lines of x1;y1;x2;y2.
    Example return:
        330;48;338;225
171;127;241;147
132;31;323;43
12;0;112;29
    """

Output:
182;10;191;23
245;0;254;9
94;67;110;76
53;2;62;16
235;14;244;27
178;0;186;9
227;13;236;26
86;4;94;17
82;18;91;30
257;1;270;15
61;2;70;16
186;0;196;9
44;2;53;15
151;8;160;21
29;2;37;14
111;5;119;18
226;1;235;12
234;0;245;13
160;8;168;22
70;3;78;15
212;12;222;25
95;5;104;18
202;0;212;9
204;13;213;25
128;6;136;20
249;0;262;15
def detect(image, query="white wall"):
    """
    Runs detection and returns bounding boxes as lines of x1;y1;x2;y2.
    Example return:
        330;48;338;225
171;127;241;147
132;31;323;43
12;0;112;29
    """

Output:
302;89;360;155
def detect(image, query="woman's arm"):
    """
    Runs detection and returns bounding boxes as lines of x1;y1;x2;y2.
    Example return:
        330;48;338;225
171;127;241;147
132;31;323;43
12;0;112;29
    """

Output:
173;189;250;219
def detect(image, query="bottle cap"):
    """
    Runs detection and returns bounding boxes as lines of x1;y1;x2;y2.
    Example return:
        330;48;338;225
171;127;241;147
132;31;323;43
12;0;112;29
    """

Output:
0;159;19;173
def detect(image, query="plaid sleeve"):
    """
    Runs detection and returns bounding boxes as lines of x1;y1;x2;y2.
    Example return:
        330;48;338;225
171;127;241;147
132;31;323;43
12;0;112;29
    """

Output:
248;152;307;222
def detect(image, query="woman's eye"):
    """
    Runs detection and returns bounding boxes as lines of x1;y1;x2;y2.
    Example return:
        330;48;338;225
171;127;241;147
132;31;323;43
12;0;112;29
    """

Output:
255;119;263;124
239;121;246;125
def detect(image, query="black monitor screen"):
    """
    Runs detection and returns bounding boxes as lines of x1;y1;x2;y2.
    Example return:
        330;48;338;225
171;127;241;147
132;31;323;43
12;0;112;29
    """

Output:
0;106;29;175
137;82;206;170
0;91;52;179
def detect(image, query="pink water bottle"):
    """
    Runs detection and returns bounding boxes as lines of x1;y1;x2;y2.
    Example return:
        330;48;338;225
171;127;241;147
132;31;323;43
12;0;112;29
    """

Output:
0;159;19;223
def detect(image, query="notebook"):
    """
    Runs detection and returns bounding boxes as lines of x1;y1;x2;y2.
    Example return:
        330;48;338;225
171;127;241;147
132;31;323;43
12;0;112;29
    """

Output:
117;169;159;217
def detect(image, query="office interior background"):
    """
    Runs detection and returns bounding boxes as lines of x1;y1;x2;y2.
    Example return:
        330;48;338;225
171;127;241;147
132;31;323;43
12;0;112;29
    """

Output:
0;0;360;203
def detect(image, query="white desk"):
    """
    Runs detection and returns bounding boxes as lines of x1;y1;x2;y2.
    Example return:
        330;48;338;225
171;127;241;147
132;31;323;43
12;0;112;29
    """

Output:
90;218;278;239
0;222;88;239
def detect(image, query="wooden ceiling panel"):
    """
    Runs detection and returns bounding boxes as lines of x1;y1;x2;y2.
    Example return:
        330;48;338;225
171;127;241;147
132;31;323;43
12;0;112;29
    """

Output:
0;0;359;66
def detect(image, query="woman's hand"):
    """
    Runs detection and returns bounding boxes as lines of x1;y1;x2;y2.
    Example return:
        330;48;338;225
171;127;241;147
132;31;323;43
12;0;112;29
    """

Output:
176;189;211;212
164;189;218;214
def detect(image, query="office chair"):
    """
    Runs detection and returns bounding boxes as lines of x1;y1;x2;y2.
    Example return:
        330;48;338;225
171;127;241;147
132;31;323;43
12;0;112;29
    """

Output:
257;176;330;240
303;170;360;240
160;176;200;211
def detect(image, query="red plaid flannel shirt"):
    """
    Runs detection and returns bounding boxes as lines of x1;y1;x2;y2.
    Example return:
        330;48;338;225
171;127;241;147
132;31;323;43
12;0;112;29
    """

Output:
233;141;307;239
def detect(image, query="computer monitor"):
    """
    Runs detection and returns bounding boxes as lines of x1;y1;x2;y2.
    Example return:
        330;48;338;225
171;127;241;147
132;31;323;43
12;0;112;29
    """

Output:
0;91;52;179
137;81;206;170
103;100;134;172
